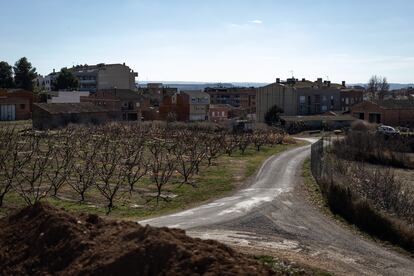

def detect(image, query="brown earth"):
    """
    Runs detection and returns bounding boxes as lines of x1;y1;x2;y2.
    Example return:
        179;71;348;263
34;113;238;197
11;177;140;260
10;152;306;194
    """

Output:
0;203;274;275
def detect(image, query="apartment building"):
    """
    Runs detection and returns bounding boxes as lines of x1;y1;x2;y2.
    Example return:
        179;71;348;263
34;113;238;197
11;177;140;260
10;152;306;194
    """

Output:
139;83;178;106
256;78;361;123
69;63;138;92
340;89;364;112
159;90;210;121
256;82;297;122
204;87;256;112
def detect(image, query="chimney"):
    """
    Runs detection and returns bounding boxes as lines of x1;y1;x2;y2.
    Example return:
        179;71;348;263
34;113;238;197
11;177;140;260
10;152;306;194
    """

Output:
327;81;331;87
342;81;346;87
302;78;306;82
276;78;280;83
317;78;323;85
53;69;55;73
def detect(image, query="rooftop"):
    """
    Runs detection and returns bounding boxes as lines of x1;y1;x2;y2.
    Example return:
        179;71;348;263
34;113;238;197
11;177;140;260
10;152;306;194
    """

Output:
34;102;110;115
372;100;414;109
181;90;210;98
280;115;356;122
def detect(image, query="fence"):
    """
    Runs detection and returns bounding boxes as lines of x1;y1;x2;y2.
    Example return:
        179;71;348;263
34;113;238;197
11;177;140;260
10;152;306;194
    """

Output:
310;136;414;251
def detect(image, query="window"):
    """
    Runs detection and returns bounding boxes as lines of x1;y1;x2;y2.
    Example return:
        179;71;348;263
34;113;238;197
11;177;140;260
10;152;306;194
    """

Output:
345;98;349;104
299;96;306;104
20;104;26;109
221;111;225;116
369;113;381;124
321;105;327;112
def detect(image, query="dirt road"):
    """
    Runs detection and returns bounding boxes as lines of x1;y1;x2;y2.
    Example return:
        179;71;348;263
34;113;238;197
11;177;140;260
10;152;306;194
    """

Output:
140;140;414;275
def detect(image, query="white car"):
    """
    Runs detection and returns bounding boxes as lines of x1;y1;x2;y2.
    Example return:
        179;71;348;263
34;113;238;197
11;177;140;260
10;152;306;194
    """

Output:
377;125;400;135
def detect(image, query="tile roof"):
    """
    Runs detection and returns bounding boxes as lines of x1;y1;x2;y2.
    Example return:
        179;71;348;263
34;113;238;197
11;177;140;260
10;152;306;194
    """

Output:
372;100;414;109
280;115;356;122
34;103;109;115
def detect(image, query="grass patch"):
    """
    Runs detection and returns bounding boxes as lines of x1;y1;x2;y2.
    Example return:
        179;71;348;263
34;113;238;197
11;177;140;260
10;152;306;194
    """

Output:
2;143;298;220
302;158;328;212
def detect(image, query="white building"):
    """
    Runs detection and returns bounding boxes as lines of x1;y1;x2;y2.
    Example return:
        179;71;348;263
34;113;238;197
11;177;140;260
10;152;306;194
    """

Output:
47;91;90;103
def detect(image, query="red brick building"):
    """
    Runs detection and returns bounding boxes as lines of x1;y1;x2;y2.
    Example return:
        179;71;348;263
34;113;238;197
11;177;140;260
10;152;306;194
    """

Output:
0;89;33;121
351;100;414;127
159;94;188;121
209;104;231;122
32;102;120;130
159;91;210;121
81;89;149;121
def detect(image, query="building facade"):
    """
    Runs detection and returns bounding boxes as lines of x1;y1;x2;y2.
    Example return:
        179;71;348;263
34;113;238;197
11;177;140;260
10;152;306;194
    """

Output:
47;91;90;103
340;89;364;112
351;100;414;127
159;90;210;121
81;89;148;121
32;102;120;130
256;78;359;123
209;104;231;122
0;89;33;121
68;63;137;92
205;87;256;112
256;83;297;122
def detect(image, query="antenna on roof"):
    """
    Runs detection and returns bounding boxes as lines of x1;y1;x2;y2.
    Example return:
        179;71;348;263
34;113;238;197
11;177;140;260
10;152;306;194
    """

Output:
289;70;294;78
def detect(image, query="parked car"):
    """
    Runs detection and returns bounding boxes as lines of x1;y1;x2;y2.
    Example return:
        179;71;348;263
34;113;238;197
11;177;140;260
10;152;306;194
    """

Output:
377;125;400;135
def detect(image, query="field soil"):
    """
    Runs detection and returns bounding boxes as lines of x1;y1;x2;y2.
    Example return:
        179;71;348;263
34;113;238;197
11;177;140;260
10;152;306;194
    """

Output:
0;203;273;275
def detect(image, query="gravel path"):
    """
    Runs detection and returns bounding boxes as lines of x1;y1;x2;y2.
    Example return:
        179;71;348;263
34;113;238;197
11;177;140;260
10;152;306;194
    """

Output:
140;140;414;275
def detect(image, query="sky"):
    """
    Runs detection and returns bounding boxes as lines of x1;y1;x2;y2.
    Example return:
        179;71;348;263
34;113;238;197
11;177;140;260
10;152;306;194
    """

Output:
1;0;413;83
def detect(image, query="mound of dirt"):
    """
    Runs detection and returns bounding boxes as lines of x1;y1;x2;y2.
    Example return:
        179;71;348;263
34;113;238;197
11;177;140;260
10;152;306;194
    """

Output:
0;203;273;275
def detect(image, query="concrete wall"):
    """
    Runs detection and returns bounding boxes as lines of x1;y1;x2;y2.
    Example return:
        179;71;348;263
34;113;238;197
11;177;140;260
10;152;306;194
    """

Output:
97;65;136;90
256;83;297;123
48;91;90;103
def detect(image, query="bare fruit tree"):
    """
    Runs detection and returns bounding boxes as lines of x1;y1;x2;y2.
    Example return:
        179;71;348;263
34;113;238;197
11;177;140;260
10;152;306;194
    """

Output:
174;130;207;186
148;138;176;203
121;136;148;194
47;131;76;197
15;134;54;205
95;137;126;214
68;135;98;203
0;128;32;207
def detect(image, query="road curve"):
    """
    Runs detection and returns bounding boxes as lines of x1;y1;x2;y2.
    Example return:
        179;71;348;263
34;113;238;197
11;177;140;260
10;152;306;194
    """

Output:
140;140;414;275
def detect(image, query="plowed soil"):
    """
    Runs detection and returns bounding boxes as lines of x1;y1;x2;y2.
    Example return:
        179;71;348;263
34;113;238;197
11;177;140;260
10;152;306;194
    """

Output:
0;203;273;275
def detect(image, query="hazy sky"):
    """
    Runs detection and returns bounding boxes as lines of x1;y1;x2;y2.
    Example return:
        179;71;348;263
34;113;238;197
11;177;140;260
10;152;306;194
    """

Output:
1;0;413;83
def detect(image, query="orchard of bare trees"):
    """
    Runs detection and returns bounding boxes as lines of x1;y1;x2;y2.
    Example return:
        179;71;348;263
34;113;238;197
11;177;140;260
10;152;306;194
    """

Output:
0;122;287;214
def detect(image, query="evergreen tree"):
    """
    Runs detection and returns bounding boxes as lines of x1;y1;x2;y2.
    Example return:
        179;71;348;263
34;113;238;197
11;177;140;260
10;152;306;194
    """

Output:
0;61;14;88
52;68;79;91
13;57;37;91
265;105;284;126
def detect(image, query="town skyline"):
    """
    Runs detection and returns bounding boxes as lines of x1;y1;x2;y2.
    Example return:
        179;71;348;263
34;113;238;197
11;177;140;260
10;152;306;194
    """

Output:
1;0;414;83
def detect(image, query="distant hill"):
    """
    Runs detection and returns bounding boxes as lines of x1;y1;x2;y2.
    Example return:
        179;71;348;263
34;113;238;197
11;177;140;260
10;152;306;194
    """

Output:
137;81;268;90
138;81;413;91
